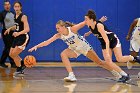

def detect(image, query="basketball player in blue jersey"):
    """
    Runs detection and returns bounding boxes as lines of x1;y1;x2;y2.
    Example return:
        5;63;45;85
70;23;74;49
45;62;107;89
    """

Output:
29;19;129;83
84;9;140;82
126;18;140;69
4;1;30;76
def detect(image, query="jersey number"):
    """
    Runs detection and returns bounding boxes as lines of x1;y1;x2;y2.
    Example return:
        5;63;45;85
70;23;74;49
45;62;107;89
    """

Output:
15;23;19;31
68;41;75;44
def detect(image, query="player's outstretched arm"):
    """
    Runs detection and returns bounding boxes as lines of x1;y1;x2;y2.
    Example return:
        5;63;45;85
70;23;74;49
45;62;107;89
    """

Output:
28;33;60;52
71;21;86;33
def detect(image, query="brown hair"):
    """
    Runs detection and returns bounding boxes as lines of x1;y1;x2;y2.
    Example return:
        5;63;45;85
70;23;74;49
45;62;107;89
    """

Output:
13;1;22;11
56;20;75;27
85;9;96;21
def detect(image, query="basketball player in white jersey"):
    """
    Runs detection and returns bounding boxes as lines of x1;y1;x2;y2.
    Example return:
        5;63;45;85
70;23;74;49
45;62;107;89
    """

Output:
28;19;130;83
126;18;140;69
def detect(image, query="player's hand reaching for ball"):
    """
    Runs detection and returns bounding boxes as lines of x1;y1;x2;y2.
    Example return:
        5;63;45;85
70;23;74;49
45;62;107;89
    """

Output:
28;46;37;52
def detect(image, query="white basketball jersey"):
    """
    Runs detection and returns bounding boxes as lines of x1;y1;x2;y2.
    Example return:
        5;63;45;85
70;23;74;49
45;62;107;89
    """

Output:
132;18;140;40
61;27;90;48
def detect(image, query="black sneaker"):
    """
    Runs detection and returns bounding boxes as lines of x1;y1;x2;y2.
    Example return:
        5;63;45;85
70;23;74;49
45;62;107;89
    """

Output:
118;75;130;83
134;56;140;64
0;64;8;68
21;65;26;71
13;67;25;76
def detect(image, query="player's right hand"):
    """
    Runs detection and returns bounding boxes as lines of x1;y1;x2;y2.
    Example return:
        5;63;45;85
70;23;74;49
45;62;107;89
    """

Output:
4;29;10;35
28;46;37;52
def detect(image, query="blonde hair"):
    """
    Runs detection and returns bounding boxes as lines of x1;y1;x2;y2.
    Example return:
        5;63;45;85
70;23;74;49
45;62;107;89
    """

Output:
56;20;75;27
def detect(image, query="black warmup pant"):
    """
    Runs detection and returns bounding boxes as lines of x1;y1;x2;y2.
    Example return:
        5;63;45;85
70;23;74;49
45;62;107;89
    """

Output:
0;29;15;65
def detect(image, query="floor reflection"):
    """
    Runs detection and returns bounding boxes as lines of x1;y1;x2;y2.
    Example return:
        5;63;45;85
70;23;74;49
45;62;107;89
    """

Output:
63;82;77;93
0;68;29;93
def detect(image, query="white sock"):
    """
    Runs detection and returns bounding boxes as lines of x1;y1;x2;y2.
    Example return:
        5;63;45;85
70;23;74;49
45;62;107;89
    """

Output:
120;71;128;76
69;72;74;76
111;70;122;78
129;55;134;61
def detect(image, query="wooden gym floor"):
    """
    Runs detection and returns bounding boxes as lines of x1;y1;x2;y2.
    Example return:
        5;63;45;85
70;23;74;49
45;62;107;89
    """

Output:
0;62;140;93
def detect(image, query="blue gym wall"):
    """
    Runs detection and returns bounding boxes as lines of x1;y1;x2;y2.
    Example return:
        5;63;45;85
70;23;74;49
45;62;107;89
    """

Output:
0;0;140;62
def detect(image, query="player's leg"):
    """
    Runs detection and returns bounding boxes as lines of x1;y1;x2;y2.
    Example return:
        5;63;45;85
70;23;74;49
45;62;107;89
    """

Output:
113;47;134;63
9;47;23;67
85;49;122;79
9;47;25;76
102;49;130;82
61;48;78;82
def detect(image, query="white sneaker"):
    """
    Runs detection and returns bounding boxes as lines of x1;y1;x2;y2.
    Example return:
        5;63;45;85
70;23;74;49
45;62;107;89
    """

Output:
64;75;77;82
127;61;133;69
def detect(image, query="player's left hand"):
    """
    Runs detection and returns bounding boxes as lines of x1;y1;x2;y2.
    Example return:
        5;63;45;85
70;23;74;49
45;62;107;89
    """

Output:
13;32;20;37
28;46;37;52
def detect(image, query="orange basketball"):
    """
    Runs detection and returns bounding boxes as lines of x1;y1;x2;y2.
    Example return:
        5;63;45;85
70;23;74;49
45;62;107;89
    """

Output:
24;55;36;68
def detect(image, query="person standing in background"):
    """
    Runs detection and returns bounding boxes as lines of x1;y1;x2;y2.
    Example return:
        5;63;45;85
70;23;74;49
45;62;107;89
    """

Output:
0;0;16;68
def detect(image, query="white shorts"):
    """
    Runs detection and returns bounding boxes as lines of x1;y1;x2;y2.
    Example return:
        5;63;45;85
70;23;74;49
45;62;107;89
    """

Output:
68;43;92;57
130;38;140;52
